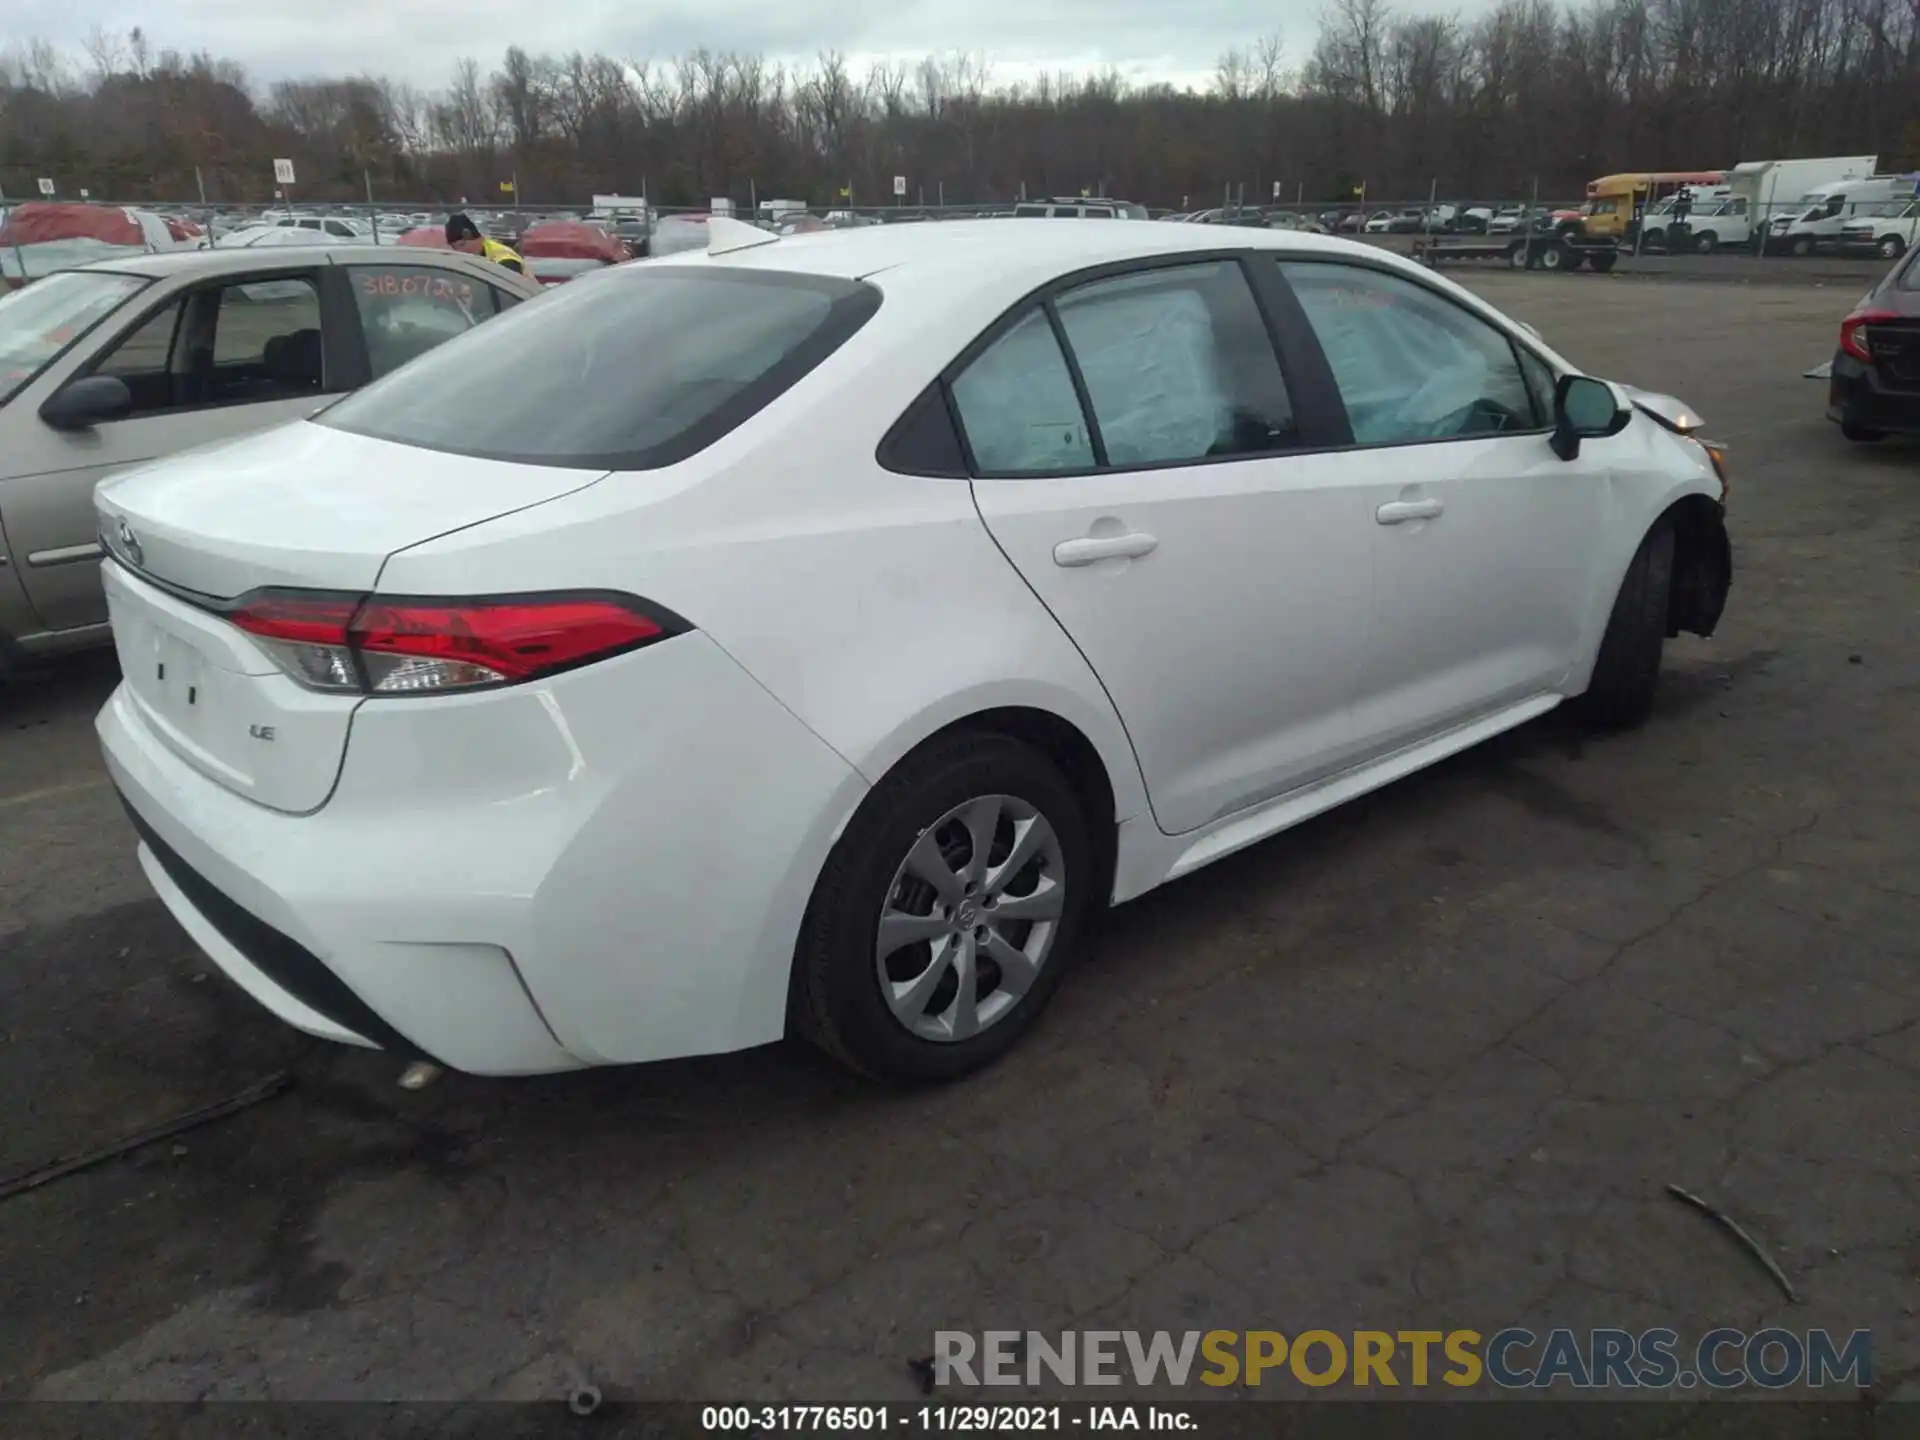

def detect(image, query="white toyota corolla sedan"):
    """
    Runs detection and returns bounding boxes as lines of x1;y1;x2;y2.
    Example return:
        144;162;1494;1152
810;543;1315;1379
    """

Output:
96;218;1732;1083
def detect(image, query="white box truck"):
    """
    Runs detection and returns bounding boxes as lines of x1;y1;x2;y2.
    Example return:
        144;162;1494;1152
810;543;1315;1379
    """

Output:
1732;156;1875;247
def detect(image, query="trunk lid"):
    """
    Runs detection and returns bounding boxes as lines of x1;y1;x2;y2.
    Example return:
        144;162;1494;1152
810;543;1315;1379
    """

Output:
97;421;608;813
95;421;607;599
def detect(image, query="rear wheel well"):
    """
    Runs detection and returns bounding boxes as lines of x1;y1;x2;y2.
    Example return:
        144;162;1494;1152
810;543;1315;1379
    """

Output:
1662;494;1731;638
927;707;1118;907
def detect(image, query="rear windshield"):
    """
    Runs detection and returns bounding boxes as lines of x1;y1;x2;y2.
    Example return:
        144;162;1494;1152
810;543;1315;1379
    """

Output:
319;267;879;469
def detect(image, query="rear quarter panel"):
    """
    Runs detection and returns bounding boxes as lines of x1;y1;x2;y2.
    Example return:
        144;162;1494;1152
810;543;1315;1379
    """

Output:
374;276;1152;831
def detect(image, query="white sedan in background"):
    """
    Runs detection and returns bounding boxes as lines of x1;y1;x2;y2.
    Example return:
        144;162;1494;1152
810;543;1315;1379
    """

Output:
97;218;1732;1083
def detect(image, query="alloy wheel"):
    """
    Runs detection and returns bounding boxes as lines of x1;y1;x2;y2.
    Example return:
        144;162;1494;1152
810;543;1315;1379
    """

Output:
874;794;1066;1043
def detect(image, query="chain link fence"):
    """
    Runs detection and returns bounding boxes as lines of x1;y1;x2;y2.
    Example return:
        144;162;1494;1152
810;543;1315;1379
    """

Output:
7;185;1914;285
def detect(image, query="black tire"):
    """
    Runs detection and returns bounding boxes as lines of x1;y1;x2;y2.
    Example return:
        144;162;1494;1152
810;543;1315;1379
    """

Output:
1878;235;1906;260
1589;252;1618;273
1790;236;1813;257
1643;228;1666;252
1695;232;1717;254
1539;243;1565;271
1841;421;1886;443
1571;523;1674;731
791;731;1096;1083
1508;242;1530;270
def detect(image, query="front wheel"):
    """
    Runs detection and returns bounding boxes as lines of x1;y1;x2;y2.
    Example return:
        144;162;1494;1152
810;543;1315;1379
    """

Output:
1695;232;1717;254
791;732;1096;1082
1879;235;1906;259
1569;523;1675;731
1539;243;1565;271
1841;421;1886;443
1790;236;1814;257
1589;252;1618;273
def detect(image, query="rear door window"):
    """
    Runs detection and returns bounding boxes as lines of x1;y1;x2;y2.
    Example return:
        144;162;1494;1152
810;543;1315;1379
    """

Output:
1052;260;1297;464
321;268;879;469
950;309;1094;473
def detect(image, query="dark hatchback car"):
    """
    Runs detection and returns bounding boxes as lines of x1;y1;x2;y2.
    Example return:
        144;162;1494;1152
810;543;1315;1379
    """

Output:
1830;245;1920;442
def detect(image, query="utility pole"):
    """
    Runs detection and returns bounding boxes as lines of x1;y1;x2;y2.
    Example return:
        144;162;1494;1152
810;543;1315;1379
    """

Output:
365;169;378;242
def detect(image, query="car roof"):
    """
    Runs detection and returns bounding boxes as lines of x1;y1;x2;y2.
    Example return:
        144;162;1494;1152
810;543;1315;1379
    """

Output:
71;246;515;284
618;217;1377;286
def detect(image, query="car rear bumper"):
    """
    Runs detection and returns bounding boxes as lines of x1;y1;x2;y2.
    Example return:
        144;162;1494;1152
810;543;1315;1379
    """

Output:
100;631;870;1074
1828;351;1920;435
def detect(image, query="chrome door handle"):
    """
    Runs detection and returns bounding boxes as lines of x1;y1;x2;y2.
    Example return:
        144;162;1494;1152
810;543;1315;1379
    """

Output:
1375;498;1444;525
1053;532;1160;566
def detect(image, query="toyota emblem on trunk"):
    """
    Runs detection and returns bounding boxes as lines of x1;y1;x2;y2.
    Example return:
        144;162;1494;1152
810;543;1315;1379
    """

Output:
115;518;143;568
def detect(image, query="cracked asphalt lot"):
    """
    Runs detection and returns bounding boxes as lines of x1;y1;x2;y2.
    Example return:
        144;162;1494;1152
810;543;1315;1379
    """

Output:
1;274;1916;1406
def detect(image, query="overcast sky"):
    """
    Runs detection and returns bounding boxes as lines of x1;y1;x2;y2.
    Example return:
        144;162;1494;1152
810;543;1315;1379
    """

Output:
11;0;1335;90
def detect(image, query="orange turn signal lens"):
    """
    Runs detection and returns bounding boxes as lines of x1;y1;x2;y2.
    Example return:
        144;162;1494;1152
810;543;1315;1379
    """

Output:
1699;440;1730;501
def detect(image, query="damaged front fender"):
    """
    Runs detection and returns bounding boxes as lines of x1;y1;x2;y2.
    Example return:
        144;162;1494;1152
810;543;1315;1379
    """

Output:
1666;496;1732;639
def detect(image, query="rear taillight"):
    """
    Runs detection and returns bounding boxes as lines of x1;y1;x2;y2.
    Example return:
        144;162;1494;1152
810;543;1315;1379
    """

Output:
228;590;683;695
1840;308;1897;364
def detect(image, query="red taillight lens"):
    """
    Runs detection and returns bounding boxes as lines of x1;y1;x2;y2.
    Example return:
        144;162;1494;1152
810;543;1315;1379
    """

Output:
1840;308;1896;364
230;593;359;646
228;590;681;695
355;599;665;685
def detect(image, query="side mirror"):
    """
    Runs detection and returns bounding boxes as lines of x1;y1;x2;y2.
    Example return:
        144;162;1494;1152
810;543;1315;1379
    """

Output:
40;375;133;432
1551;374;1630;461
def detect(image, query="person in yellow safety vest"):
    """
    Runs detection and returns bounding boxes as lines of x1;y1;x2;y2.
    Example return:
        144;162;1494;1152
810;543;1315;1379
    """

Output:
445;213;525;274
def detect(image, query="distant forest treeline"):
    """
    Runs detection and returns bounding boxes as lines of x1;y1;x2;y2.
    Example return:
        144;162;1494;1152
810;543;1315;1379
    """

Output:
2;0;1916;209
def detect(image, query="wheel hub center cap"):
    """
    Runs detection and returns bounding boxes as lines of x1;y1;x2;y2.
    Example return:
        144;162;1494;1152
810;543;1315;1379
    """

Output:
955;900;980;930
